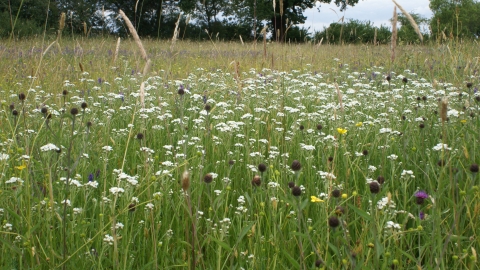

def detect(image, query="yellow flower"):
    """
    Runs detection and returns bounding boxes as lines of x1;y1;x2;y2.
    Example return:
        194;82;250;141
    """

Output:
337;128;347;135
460;119;467;124
355;122;363;127
310;196;324;203
15;164;27;170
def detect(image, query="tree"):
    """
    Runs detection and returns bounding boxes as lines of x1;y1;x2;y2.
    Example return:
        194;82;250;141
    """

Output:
396;13;429;44
0;0;60;38
228;0;359;42
430;0;480;40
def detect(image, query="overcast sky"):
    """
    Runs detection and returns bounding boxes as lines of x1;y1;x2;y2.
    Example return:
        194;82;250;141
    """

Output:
301;0;433;32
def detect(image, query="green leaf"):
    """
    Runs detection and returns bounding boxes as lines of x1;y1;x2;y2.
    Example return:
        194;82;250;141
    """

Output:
207;235;232;252
347;203;372;221
233;222;254;247
282;248;300;269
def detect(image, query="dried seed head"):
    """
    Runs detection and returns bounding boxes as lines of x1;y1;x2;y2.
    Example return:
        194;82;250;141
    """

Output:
440;98;448;123
316;124;323;130
258;163;267;173
228;160;235;166
386;76;391;82
81;102;88;109
369;181;380;194
402;77;408;84
466;82;473;88
291;160;302;171
204;104;211;112
470;163;479;173
328;216;340;228
291;186;302;196
328;156;334;162
362;150;368;156
70;107;79;116
136;133;144;140
299;125;304;131
204;173;213;184
18;93;26;101
315;259;323;267
12;110;18;116
181;170;190;191
288;181;295;189
332;189;341;198
377;175;385;185
62;90;68;96
41;107;48;114
251;175;261;187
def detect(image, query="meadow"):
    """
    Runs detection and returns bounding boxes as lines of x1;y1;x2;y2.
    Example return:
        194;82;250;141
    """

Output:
0;37;479;269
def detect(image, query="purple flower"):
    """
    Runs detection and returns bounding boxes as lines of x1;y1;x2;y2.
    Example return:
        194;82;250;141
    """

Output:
419;211;425;220
88;173;94;182
414;190;428;205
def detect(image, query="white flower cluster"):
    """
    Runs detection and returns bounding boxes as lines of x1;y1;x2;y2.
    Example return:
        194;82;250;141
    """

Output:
236;195;248;215
103;234;114;245
40;143;60;152
401;170;415;179
6;177;23;184
385;221;401;230
377;197;396;210
432;143;451;151
109;187;125;195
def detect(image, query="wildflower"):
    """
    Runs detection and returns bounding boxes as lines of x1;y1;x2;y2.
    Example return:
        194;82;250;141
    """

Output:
337;128;347;135
369;181;380;194
288;181;295;188
356;122;363;127
0;153;9;160
377;175;385;184
40;143;60;152
258;163;267;173
385;221;401;230
6;177;23;184
103;234;114;245
251;175;261;187
102;146;113;152
15;163;27;170
109;187;125;195
331;189;341;198
432;143;451;151
3;223;13;231
145;203;154;210
414;190;428;205
310;196;324;203
203;173;213;184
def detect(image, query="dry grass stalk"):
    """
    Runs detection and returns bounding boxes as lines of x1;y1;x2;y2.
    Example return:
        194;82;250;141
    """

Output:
316;37;323;47
391;6;397;63
440;98;448;123
392;0;423;42
83;22;87;36
280;0;284;17
239;35;244;45
119;9;148;61
335;82;344;112
262;26;267;61
171;14;181;51
57;12;66;40
139;82;145;109
113;37;121;64
143;59;152;76
79;63;84;73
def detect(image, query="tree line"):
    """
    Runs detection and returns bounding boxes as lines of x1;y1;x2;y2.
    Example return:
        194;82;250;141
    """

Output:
1;0;479;43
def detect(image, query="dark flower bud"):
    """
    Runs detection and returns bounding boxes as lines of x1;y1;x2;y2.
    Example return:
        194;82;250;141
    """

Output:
87;121;92;127
328;216;340;228
317;124;323;130
466;82;473;88
299;125;304;131
41;107;48;114
81;102;88;109
362;150;368;156
332;189;341;198
416;96;421;101
12;110;18;116
9;104;14;111
204;104;211;112
288;181;295;189
62;90;68;96
18;93;26;101
369;181;380;194
386;76;391;82
178;88;185;96
291;186;302;196
419;123;425;129
437;159;446;167
402;77;408;84
228;160;235;166
70;107;79;115
315;259;323;267
204;173;213;184
422;96;427;101
128;203;136;212
470;163;479;173
136;133;144;140
291;160;302;171
328;156;334;162
377;175;385;185
258;163;267;173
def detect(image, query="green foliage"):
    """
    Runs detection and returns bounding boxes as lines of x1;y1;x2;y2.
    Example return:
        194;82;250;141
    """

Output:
314;20;391;44
396;13;430;44
430;0;480;40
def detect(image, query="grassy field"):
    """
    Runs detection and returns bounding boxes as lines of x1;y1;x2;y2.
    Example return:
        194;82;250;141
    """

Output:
0;37;479;269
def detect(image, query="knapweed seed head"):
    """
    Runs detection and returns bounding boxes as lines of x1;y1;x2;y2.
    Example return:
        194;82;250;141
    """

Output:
62;90;68;96
81;102;88;109
328;216;340;228
204;104;211;112
136;133;144;140
70;107;79;116
362;150;368;156
228;159;235;166
386;76;391;82
467;82;473;89
258;163;267;173
18;93;26;101
299;125;304;131
291;160;302;171
291;186;302;196
41;107;48;114
332;189;341;198
317;124;323;130
288;181;295;189
252;175;261;186
369;181;380;194
470;163;479;173
315;259;323;267
402;77;408;84
204;173;213;184
377;175;385;185
335;206;345;216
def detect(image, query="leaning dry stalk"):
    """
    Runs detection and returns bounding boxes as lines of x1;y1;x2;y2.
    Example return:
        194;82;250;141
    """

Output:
113;37;121;64
171;13;181;51
143;59;152;76
335;82;344;112
119;9;148;61
392;0;423;42
391;6;397;63
441;98;448;123
57;12;66;40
